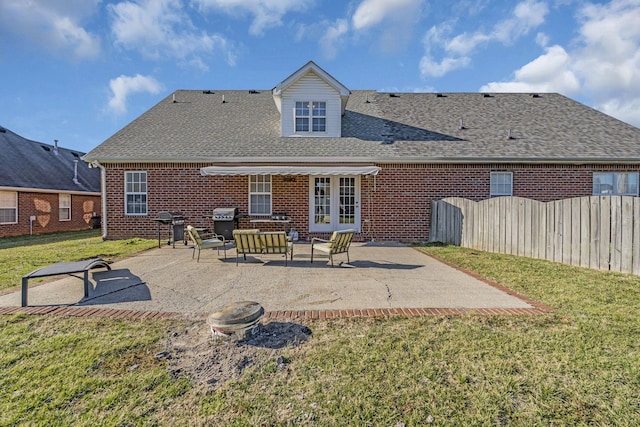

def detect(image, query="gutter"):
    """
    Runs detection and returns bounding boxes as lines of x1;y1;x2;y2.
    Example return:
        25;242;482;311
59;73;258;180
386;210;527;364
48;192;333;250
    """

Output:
90;160;108;240
85;156;640;165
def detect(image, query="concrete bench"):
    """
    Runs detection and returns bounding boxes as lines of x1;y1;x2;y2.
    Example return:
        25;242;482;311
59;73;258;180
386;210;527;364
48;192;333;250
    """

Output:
22;258;112;307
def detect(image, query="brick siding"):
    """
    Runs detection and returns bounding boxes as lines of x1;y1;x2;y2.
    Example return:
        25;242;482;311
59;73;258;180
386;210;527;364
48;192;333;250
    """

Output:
102;163;640;242
0;191;101;238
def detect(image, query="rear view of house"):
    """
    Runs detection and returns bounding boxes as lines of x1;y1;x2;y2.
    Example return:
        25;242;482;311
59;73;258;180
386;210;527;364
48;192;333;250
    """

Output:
84;61;640;242
0;127;101;237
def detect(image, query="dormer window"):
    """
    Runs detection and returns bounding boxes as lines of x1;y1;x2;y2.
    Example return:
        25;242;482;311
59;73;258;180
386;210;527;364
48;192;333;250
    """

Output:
295;101;326;133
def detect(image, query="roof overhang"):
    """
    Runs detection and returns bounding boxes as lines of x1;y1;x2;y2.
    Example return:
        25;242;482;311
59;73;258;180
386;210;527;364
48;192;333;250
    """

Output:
200;165;381;176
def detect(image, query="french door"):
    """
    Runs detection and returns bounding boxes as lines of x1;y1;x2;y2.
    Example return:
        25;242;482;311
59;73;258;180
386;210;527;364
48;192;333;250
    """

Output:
309;176;360;232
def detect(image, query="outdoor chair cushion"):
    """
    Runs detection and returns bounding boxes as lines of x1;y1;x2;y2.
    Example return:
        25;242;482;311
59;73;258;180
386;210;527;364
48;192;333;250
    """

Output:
187;225;226;262
311;229;355;266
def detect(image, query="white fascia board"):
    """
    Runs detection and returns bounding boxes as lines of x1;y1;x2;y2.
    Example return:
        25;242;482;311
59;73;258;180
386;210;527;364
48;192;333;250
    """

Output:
82;155;640;166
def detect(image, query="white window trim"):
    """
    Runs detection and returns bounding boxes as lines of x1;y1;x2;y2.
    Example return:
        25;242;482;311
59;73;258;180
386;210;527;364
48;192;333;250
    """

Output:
124;171;148;216
490;171;513;197
593;172;639;196
294;101;327;134
59;193;71;222
248;175;272;215
0;190;18;224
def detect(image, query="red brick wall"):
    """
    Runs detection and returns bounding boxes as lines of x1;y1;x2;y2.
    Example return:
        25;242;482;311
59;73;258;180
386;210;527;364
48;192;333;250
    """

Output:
0;191;101;238
102;163;640;242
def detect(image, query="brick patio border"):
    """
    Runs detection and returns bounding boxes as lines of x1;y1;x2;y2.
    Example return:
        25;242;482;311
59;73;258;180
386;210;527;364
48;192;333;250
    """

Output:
0;304;549;321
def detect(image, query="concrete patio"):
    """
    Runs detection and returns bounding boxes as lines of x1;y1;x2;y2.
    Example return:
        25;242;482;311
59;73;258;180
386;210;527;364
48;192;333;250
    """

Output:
0;241;547;318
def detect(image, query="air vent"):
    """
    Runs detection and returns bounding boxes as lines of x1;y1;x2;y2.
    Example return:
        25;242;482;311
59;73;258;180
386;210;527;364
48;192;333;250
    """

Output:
248;90;260;94
483;93;493;98
436;93;446;98
0;127;6;133
72;152;80;158
530;93;541;98
203;90;214;94
41;145;51;152
389;93;399;98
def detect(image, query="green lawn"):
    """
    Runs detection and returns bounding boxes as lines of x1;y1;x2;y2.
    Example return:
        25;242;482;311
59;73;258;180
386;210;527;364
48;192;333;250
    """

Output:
0;229;157;292
1;238;640;425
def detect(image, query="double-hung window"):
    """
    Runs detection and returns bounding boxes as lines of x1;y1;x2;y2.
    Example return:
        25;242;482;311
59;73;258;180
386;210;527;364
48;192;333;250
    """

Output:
125;171;148;215
295;101;326;133
59;193;71;221
490;172;513;197
249;175;271;215
0;191;17;224
593;172;639;195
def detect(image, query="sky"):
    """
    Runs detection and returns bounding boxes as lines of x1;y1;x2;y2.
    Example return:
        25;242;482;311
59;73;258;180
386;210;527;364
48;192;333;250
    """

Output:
1;0;639;154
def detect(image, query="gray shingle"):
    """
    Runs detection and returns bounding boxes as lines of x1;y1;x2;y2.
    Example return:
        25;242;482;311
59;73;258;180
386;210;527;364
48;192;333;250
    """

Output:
0;127;100;193
85;90;640;163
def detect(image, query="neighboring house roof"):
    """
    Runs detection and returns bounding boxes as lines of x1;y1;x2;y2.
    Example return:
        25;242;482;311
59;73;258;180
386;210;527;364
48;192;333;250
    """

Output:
85;88;640;165
0;126;101;194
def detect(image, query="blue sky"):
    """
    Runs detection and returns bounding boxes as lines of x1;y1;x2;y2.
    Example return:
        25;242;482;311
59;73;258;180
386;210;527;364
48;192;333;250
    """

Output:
1;0;639;154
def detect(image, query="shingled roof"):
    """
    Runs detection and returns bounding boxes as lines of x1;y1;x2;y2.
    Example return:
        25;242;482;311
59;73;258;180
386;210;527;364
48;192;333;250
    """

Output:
0;126;100;193
84;89;640;164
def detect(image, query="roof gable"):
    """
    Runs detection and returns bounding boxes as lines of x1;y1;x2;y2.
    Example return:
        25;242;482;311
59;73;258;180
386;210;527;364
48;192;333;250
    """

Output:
272;61;350;116
272;61;350;97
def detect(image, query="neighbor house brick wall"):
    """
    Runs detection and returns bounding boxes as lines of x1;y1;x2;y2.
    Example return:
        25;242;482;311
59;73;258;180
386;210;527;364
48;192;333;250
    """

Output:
102;162;640;242
0;191;101;238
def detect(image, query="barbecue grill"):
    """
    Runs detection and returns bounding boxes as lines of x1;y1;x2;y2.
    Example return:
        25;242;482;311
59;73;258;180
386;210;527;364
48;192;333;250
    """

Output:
212;207;239;240
152;211;186;248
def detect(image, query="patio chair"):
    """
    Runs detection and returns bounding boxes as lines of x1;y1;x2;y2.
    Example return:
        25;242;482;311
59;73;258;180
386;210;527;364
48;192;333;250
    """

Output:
232;229;262;266
259;231;294;266
187;225;226;262
311;229;355;267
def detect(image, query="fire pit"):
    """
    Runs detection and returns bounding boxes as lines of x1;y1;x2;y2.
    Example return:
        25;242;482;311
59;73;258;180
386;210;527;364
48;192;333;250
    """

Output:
207;301;264;339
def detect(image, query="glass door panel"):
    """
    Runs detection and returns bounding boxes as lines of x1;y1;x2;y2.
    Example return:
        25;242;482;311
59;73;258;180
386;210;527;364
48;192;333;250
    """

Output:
309;176;360;232
314;177;331;225
339;177;356;225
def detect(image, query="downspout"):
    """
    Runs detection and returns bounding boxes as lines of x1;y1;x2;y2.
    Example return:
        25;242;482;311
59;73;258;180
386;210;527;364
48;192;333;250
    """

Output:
91;160;108;240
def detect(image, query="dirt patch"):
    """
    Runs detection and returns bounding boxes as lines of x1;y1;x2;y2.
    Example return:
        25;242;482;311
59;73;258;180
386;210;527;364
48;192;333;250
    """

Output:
159;320;312;388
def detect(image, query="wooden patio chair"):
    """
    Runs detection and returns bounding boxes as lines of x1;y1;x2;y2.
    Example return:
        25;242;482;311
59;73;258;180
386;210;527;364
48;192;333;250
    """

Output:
310;229;356;267
187;225;226;262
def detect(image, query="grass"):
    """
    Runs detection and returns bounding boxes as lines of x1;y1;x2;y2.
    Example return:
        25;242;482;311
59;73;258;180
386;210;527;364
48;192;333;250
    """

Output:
0;229;157;292
1;238;640;425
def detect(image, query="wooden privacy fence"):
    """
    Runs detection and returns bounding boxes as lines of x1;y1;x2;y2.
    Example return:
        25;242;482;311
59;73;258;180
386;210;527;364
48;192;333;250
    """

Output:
430;196;640;275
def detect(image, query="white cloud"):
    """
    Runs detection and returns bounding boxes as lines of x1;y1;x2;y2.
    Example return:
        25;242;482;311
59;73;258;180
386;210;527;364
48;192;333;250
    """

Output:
480;0;640;127
446;0;548;55
481;45;580;93
420;22;472;77
108;0;236;68
319;19;350;60
420;0;548;78
193;0;313;36
0;0;101;59
352;0;422;30
420;55;471;78
351;0;423;52
108;74;163;115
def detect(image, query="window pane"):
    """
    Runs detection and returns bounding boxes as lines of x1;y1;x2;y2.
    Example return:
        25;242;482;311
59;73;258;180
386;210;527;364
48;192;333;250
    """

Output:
312;118;326;132
0;191;16;208
59;208;70;221
295;101;309;116
593;172;638;195
490;172;512;196
0;208;16;223
312;102;326;116
250;195;270;214
125;171;147;215
296;118;309;132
